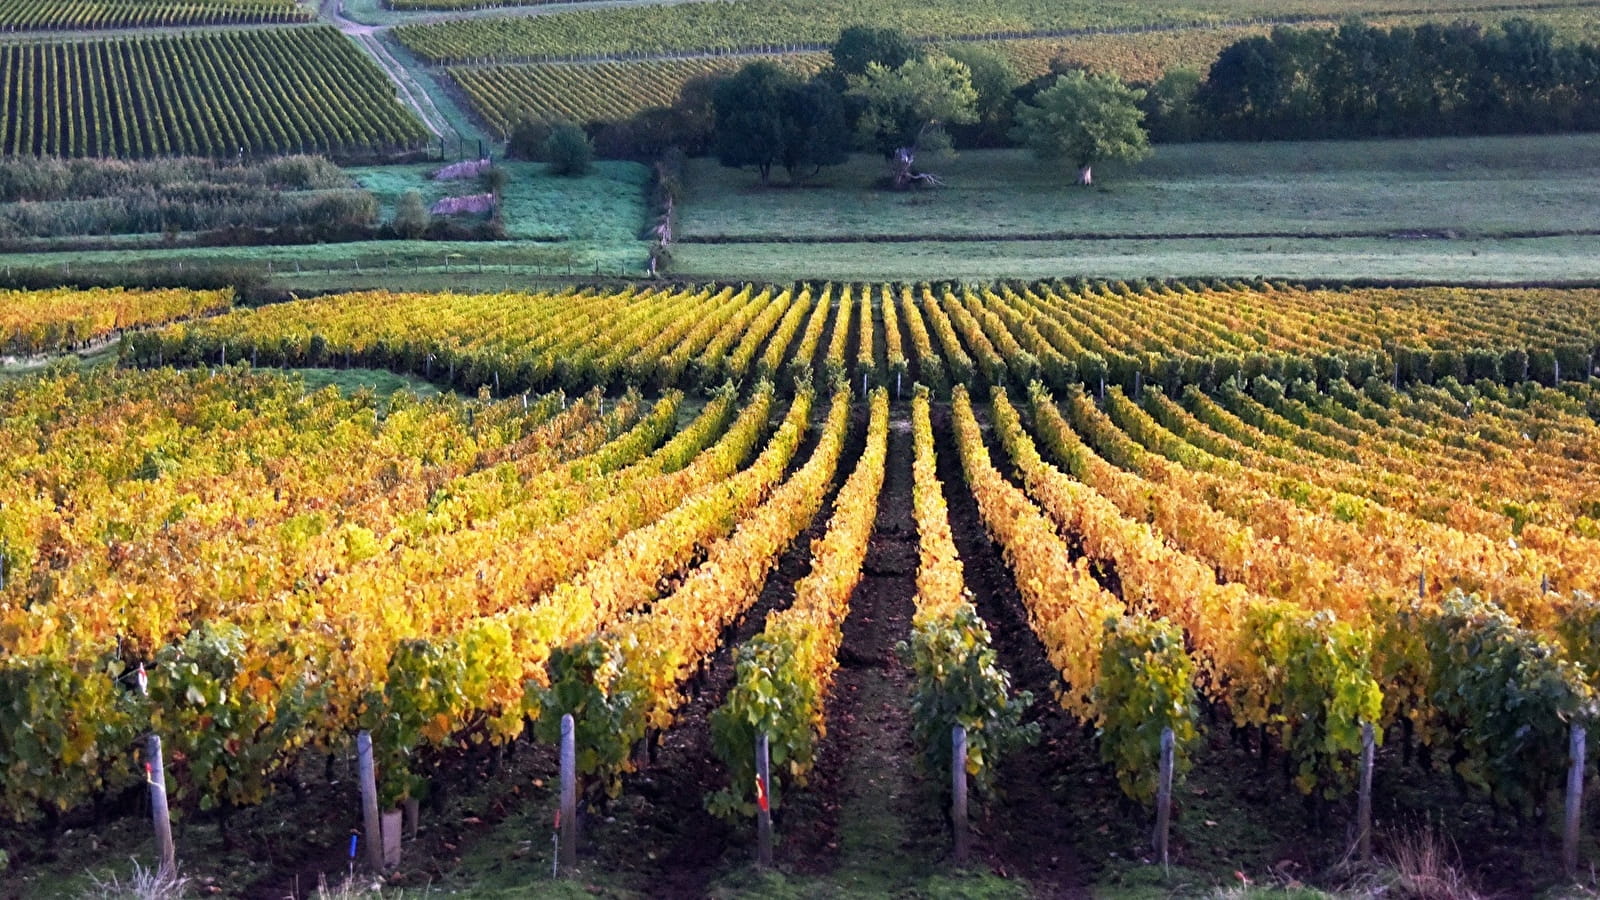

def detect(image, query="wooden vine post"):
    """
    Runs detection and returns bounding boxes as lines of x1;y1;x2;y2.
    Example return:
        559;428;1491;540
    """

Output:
558;714;578;873
1357;722;1375;863
1153;727;1175;868
356;730;384;872
145;733;176;879
952;725;970;865
756;731;773;867
1565;722;1586;877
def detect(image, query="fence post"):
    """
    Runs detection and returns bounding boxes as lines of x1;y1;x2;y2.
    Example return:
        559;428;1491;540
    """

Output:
1153;727;1175;868
952;725;970;865
1357;722;1375;863
756;731;773;867
1565;722;1586;877
559;714;577;872
356;731;384;871
145;734;176;879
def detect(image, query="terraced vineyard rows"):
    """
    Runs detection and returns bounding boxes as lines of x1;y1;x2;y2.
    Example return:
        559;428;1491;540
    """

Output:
0;27;428;158
0;0;308;31
391;0;1600;62
6;280;1600;892
449;54;827;133
1;286;230;356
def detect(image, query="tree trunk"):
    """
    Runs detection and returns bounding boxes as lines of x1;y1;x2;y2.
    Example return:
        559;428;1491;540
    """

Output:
1077;164;1093;186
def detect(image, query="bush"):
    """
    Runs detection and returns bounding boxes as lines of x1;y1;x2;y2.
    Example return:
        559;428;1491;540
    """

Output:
391;190;429;239
546;122;593;177
505;119;553;161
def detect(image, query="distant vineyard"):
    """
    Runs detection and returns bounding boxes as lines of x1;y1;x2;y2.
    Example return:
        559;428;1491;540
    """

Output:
445;33;1247;131
139;281;1600;397
0;286;229;355
0;0;308;31
450;54;827;133
392;0;1600;62
0;27;428;159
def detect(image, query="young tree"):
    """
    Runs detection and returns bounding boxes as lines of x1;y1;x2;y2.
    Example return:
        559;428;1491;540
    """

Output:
847;54;978;189
391;189;428;238
546;121;593;176
712;62;799;184
1012;70;1150;186
943;45;1021;146
1140;68;1204;142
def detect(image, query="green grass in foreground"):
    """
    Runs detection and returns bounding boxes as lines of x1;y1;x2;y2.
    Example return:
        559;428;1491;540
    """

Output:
678;135;1600;242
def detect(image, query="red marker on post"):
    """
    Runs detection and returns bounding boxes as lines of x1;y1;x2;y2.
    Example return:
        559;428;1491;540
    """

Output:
755;773;769;813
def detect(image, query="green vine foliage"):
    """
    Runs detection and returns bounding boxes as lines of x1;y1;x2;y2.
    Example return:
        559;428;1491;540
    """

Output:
1240;606;1383;798
361;638;470;809
148;622;315;812
1420;591;1597;815
1093;616;1199;805
899;604;1037;797
532;640;636;800
706;627;815;822
0;654;135;822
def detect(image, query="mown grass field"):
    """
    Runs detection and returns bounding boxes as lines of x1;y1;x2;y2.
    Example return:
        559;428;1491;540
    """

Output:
350;159;651;242
668;135;1600;283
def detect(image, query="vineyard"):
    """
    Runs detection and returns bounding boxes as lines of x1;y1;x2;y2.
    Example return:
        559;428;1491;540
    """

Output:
0;27;428;159
5;280;1600;893
390;0;1600;62
0;286;229;356
0;0;308;31
449;54;827;134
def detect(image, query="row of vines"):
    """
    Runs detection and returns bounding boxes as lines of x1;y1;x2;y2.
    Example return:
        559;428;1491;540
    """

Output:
0;27;427;159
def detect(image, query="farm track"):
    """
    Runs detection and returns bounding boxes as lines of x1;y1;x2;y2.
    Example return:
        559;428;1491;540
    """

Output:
931;401;1094;896
780;411;948;880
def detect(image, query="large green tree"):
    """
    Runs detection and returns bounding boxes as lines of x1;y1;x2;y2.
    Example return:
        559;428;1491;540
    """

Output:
1012;70;1150;186
847;54;978;189
712;62;850;184
712;62;797;183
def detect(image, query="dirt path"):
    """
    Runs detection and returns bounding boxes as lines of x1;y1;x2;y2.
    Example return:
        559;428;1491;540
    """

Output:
769;408;954;887
325;0;456;140
930;402;1096;897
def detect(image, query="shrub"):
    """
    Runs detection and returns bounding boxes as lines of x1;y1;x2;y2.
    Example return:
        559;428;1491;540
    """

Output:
546;121;594;176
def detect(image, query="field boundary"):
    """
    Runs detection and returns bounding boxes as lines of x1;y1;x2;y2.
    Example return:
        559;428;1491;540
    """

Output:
676;228;1600;244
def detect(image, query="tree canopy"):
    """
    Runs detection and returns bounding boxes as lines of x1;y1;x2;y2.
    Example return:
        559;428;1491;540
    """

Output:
847;54;978;158
712;61;849;183
1012;70;1149;184
830;26;921;81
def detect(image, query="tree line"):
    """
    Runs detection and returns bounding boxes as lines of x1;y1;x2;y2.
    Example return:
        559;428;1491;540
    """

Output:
1149;18;1600;141
511;18;1600;186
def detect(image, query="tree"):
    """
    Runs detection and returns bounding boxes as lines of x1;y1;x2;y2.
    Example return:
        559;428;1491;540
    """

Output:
546;121;593;176
710;63;849;184
391;189;428;238
1139;68;1203;142
847;54;978;189
943;45;1021;147
830;26;921;82
779;79;849;181
1011;70;1150;186
505;118;553;161
712;62;798;184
